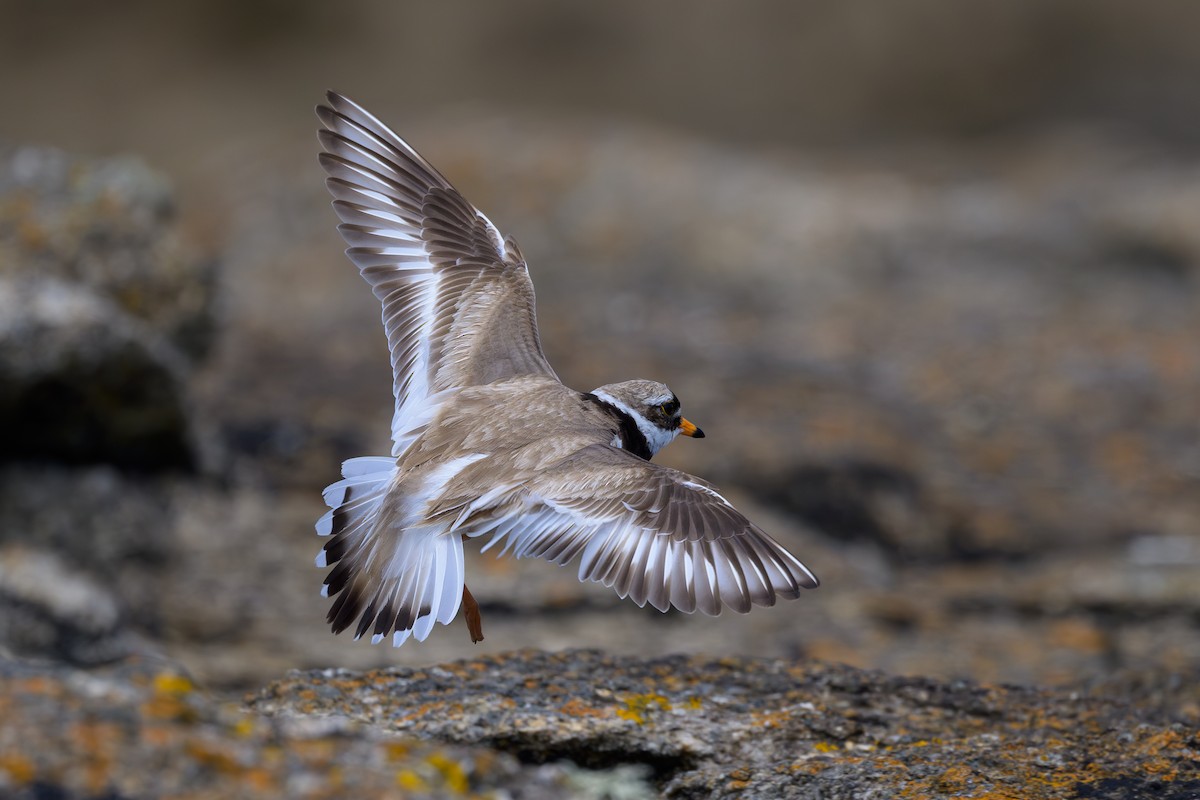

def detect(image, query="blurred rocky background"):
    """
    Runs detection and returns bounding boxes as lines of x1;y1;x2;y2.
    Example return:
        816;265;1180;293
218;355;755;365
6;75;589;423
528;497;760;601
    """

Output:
1;1;1198;796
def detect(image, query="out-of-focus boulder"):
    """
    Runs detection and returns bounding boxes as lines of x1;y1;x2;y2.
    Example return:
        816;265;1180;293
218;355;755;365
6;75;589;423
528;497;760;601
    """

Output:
0;145;219;359
0;276;194;469
0;465;173;578
0;145;219;470
0;544;132;664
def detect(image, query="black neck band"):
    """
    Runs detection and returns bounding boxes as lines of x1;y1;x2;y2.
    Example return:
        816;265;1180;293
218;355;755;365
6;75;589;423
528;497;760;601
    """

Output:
582;393;652;461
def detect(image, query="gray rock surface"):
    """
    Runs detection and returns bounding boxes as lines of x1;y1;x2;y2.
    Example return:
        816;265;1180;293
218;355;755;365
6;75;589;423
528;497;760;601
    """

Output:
251;649;1200;799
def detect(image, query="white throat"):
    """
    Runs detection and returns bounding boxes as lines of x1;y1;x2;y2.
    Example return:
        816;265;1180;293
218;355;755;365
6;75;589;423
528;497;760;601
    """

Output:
591;389;679;457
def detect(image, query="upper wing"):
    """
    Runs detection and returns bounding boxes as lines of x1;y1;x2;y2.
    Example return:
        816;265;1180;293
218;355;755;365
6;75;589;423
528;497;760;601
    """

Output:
472;445;818;615
317;91;559;456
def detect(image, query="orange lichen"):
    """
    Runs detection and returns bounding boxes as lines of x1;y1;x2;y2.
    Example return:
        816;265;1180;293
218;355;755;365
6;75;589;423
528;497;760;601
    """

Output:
397;702;445;724
0;753;36;784
559;698;605;718
747;708;793;730
142;685;200;722
616;693;672;724
289;739;337;764
930;764;979;793
385;741;412;760
184;740;243;774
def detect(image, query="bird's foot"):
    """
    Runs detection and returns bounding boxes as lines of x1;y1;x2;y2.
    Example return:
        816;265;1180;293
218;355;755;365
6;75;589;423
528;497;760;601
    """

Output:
462;584;484;643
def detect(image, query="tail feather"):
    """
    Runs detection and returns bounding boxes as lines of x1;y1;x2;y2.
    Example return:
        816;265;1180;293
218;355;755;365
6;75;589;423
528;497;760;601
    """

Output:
315;456;466;647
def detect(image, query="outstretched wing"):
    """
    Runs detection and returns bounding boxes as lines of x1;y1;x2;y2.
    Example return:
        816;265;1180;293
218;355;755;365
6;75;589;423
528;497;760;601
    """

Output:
317;91;558;456
474;445;818;615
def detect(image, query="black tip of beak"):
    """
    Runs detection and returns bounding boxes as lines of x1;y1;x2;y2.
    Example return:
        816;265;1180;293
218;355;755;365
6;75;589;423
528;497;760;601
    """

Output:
693;427;705;439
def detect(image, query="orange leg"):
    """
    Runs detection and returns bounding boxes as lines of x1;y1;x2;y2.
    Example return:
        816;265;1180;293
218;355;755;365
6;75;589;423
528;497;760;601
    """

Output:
462;583;484;643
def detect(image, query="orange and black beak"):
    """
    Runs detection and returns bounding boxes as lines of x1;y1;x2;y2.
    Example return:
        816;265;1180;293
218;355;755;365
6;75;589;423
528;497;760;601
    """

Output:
679;417;705;438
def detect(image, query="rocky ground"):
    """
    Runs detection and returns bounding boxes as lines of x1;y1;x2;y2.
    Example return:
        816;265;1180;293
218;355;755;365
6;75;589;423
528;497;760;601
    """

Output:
1;113;1199;796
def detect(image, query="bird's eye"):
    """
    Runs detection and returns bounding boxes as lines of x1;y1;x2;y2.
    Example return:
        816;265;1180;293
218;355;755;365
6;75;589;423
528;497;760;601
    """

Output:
660;398;680;416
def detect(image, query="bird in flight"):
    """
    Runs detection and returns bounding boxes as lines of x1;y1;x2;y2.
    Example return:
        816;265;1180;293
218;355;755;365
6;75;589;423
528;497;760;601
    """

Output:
313;91;818;647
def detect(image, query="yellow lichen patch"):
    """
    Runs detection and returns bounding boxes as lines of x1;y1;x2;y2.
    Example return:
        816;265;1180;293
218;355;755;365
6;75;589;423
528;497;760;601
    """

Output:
747;708;792;730
812;741;840;754
153;672;195;696
685;696;703;710
141;673;201;723
616;693;672;724
231;717;258;738
396;769;428;791
426;751;470;793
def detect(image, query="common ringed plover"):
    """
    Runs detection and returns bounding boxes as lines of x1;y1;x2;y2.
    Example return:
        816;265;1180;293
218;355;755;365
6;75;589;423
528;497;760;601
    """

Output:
314;92;818;647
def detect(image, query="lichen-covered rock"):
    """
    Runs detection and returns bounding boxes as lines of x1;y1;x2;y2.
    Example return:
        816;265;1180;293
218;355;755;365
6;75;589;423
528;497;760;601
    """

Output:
0;655;622;800
252;649;1200;799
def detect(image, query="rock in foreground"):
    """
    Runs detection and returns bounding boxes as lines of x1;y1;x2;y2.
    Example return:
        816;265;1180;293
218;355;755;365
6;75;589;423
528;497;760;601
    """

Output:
252;649;1199;799
0;656;622;800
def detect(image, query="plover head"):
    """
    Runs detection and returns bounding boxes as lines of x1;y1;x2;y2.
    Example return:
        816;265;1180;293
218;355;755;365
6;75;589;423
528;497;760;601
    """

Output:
589;379;705;458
